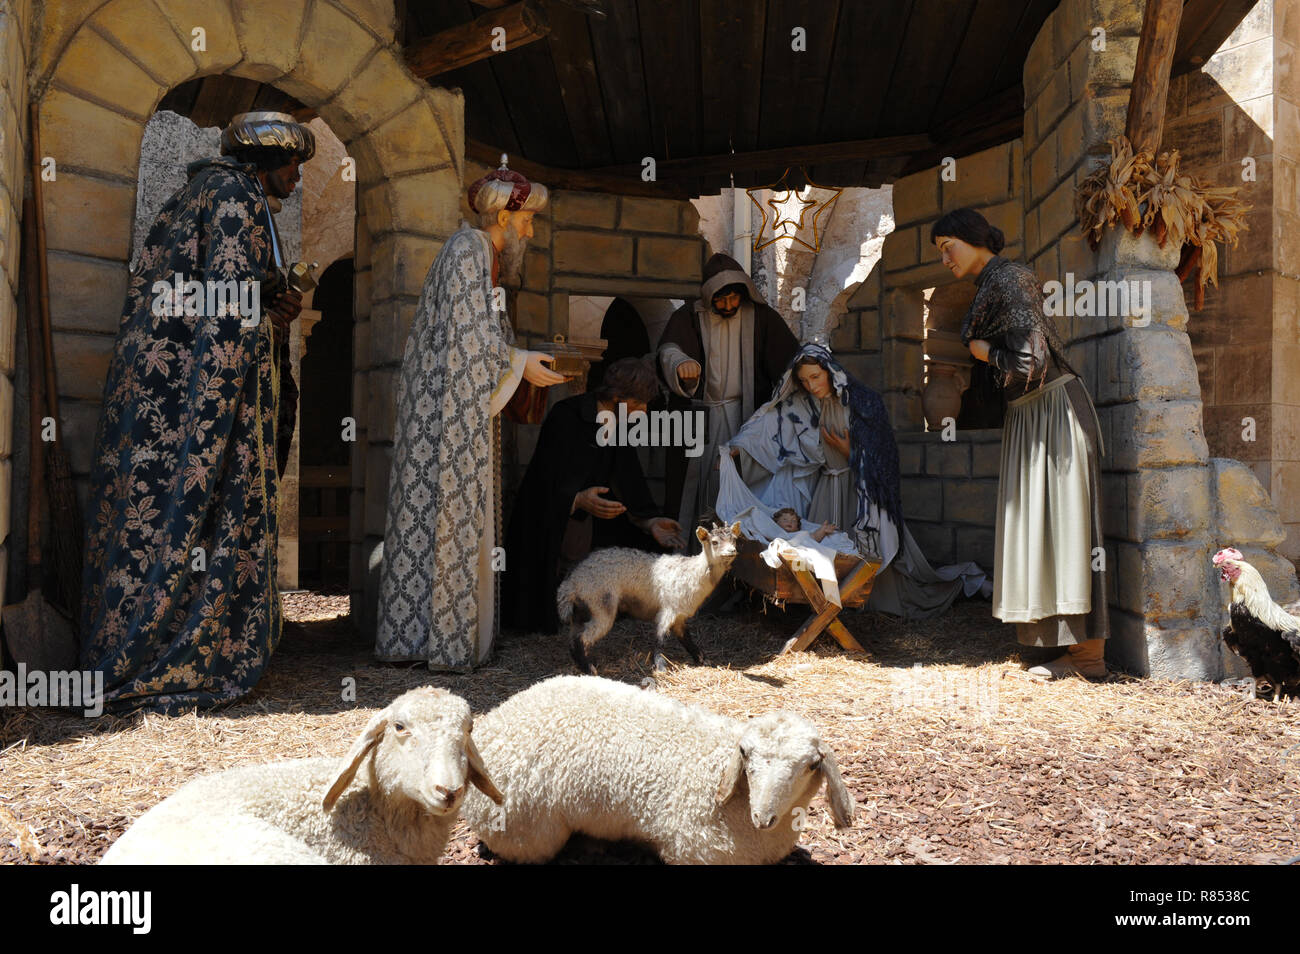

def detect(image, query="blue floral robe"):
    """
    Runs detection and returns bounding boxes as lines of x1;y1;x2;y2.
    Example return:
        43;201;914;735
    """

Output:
80;156;284;713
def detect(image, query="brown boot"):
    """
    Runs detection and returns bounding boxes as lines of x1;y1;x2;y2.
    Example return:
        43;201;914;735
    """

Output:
1026;640;1106;680
1066;638;1106;679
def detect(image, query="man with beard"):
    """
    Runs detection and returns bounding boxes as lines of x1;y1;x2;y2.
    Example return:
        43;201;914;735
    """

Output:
80;112;311;712
376;158;565;670
657;253;798;541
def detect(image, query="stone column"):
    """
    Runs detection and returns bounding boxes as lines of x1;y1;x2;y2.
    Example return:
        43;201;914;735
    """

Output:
1093;230;1224;677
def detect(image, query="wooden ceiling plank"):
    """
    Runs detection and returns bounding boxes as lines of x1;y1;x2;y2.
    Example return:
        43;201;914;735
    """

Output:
932;0;1029;129
584;0;655;165
699;0;767;157
189;75;262;129
877;0;979;138
426;0;526;162
466;136;691;196
636;0;704;164
990;0;1056;92
488;36;582;167
1173;0;1259;75
405;0;550;79
588;132;932;180
817;0;914;144
756;0;840;149
546;2;614;166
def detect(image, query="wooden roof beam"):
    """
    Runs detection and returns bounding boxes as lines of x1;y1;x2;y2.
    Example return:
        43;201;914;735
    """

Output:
1126;0;1184;153
466;138;693;198
584;134;933;182
405;1;550;80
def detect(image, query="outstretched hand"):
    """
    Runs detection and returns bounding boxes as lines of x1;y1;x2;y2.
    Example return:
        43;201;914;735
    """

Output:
646;517;685;550
573;486;627;519
524;352;567;386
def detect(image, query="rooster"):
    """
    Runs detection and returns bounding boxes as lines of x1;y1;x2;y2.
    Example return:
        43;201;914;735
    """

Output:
1212;547;1300;702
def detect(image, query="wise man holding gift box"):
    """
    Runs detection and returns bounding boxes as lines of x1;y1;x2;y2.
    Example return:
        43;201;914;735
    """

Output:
81;111;313;713
376;158;565;670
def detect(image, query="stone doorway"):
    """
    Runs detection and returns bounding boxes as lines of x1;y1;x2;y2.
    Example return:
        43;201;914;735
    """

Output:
32;0;465;632
297;258;354;591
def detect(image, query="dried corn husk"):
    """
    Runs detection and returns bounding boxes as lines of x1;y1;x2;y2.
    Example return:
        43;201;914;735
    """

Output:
1075;135;1250;309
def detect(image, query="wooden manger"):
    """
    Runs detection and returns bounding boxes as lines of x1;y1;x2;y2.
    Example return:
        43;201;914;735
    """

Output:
728;537;881;656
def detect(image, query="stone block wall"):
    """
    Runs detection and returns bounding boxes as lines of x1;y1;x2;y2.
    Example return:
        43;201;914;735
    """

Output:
0;0;32;618
1167;0;1300;563
877;140;1024;435
858;140;1024;569
897;429;1002;571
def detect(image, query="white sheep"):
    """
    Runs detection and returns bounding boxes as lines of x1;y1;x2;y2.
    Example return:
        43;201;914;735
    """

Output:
557;522;741;674
462;675;855;864
100;687;502;865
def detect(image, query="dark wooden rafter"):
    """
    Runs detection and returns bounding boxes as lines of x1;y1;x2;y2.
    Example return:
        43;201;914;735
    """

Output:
1126;0;1184;153
144;0;1264;199
189;75;261;128
405;0;550;79
465;137;693;197
899;83;1025;175
585;133;933;182
545;3;614;166
1172;0;1259;75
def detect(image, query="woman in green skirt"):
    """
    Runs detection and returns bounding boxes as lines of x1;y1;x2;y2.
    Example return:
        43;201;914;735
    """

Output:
931;208;1109;678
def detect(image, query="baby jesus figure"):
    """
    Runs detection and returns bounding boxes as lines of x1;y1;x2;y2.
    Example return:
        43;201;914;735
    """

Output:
772;507;837;543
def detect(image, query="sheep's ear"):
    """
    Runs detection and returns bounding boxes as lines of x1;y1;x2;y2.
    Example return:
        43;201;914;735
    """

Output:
323;707;389;812
818;744;856;828
715;744;745;806
695;526;709;543
466;733;504;806
729;521;741;537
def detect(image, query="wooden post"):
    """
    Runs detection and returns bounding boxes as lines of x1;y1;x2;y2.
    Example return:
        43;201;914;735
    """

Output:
1125;0;1184;153
405;1;549;79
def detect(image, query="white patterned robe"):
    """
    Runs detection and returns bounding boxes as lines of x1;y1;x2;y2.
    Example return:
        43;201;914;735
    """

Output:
375;222;526;669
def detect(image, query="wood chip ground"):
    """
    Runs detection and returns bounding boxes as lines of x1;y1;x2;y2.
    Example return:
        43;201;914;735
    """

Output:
2;591;1297;865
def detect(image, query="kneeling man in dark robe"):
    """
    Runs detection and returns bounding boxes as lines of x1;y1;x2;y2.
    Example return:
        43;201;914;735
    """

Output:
502;358;685;634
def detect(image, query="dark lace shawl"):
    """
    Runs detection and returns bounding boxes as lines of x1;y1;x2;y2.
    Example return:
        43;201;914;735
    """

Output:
960;256;1076;388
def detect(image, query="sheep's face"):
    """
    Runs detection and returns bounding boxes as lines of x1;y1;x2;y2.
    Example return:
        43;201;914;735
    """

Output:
697;521;742;566
735;713;825;831
371;691;483;816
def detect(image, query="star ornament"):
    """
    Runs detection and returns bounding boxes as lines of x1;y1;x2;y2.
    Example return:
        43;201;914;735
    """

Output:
748;167;842;253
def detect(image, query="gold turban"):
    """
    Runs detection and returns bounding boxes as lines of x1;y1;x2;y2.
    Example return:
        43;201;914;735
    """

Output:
220;111;316;161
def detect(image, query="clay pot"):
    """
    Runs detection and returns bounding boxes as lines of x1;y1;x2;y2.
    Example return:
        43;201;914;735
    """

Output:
923;364;966;429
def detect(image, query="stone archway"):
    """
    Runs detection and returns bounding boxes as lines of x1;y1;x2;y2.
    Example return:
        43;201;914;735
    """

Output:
34;0;463;633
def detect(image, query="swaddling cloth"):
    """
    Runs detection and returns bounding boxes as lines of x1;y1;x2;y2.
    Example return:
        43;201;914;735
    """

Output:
715;450;853;606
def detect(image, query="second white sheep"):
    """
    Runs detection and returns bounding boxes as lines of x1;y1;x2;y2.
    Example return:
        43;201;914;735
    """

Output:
463;675;855;864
